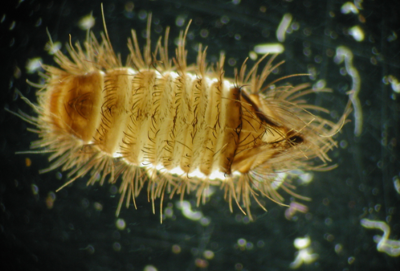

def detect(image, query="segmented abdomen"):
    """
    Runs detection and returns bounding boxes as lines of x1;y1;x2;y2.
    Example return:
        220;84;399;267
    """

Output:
48;68;279;182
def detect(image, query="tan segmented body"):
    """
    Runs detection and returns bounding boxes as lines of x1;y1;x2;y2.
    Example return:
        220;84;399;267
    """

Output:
18;15;350;221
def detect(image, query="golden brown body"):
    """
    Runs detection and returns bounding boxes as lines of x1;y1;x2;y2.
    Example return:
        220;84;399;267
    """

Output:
21;15;349;221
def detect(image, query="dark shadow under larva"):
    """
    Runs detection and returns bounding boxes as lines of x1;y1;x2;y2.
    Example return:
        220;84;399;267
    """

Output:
13;11;351;222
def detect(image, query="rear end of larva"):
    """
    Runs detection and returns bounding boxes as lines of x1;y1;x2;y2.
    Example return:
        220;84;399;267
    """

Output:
24;18;349;222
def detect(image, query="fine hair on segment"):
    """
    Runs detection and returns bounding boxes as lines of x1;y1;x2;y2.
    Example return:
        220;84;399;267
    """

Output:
11;6;351;222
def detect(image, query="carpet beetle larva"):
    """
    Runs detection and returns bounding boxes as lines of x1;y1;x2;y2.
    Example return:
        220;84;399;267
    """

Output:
12;8;350;222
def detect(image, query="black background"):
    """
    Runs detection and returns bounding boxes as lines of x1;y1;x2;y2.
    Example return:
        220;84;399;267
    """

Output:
1;0;399;270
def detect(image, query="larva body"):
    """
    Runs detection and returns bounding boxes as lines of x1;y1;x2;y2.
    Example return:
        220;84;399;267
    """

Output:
22;15;349;220
48;68;295;179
